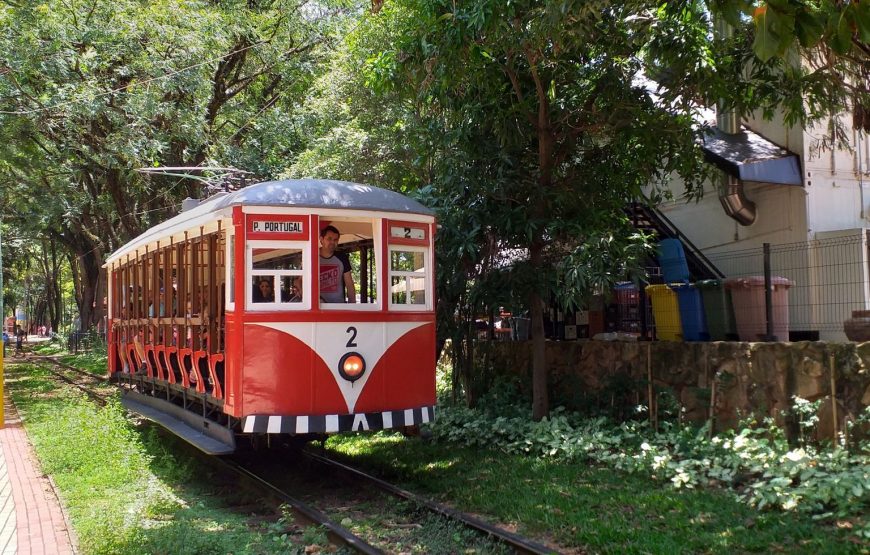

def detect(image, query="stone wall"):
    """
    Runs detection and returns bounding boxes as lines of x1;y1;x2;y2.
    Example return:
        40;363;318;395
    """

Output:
475;340;870;435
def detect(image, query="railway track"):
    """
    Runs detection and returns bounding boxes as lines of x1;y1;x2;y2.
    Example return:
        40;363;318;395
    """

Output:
302;450;557;554
28;354;113;404
25;353;561;554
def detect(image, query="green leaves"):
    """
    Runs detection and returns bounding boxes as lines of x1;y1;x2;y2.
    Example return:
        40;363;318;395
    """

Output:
855;1;870;43
432;392;870;533
752;4;795;61
793;6;826;48
828;4;854;54
742;1;869;59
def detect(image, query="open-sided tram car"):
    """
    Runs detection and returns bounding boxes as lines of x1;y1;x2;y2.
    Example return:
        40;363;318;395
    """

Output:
106;179;437;454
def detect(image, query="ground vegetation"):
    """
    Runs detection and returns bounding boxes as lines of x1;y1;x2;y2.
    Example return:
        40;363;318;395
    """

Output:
15;345;868;553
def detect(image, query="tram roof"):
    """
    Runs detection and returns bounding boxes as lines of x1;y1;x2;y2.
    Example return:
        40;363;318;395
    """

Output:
212;178;434;215
106;179;434;265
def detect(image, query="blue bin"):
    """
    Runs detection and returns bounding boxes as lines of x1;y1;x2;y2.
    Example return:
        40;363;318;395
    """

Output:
670;283;709;341
658;239;689;283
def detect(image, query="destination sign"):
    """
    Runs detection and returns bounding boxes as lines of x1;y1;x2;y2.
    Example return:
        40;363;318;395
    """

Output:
251;220;304;233
247;215;308;240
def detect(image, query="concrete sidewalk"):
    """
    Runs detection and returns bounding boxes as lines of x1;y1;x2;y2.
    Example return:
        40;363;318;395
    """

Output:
0;380;75;554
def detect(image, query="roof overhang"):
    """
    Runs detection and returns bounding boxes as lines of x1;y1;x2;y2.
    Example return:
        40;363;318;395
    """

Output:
701;127;803;186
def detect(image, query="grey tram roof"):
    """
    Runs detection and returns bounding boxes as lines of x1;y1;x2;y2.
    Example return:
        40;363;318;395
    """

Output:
212;178;434;215
106;179;434;264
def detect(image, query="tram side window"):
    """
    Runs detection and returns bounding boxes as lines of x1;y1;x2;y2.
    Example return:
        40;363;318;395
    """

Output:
389;248;428;307
249;245;305;307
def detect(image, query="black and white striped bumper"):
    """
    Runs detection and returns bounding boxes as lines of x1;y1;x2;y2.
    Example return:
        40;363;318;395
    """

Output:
242;405;436;434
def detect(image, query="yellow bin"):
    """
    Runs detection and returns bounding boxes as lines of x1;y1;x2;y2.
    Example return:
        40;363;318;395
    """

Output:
645;284;683;341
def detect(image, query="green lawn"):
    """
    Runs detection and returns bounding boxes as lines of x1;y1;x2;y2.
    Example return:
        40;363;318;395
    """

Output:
12;346;870;554
326;433;868;554
4;360;313;555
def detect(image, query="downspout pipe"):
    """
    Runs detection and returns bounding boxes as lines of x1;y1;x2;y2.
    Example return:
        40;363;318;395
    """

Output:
713;13;755;227
718;173;757;226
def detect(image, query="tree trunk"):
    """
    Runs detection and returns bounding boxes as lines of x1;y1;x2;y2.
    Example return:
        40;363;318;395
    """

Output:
58;228;104;331
529;237;549;421
50;240;63;331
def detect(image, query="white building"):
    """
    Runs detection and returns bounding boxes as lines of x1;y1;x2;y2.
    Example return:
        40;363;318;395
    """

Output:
657;110;870;341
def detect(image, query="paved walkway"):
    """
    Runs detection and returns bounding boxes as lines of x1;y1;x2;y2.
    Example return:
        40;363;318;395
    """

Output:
0;358;76;554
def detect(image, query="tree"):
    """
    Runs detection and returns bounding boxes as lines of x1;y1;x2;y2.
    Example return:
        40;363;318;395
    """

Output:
359;1;721;419
707;0;869;131
286;7;433;190
0;0;359;329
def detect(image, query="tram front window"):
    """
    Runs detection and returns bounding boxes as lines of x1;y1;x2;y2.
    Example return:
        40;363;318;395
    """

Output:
248;244;307;308
390;249;428;306
282;276;303;302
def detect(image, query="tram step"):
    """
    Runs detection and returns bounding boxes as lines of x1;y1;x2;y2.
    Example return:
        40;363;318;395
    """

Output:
121;390;236;455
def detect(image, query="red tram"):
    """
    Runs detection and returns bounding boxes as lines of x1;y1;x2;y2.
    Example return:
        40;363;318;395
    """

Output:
106;179;437;453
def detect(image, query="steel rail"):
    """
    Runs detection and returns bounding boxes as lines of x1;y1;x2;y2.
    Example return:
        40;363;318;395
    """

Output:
219;457;384;555
28;355;110;405
31;354;109;382
304;451;559;555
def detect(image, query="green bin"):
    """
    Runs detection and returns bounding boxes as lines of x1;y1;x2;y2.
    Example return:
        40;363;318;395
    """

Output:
696;279;736;340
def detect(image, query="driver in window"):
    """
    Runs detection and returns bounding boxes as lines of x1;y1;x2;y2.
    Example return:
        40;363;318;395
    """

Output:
319;225;356;303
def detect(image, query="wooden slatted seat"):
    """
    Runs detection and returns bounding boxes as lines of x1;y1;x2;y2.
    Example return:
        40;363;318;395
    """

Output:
118;342;130;374
163;346;179;384
208;353;224;399
127;343;143;374
152;345;166;381
192;350;208;394
143;345;157;378
178;347;193;389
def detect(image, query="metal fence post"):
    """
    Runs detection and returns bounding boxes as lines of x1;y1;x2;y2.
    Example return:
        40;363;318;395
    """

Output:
763;242;774;340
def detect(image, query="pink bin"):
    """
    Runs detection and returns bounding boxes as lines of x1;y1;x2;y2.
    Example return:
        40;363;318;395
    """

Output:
724;276;793;341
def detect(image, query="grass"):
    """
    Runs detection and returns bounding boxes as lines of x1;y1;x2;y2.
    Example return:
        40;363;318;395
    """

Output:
14;345;870;553
31;338;107;374
4;358;330;555
325;432;868;554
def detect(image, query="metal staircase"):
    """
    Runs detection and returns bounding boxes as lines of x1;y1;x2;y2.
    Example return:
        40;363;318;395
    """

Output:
626;201;724;281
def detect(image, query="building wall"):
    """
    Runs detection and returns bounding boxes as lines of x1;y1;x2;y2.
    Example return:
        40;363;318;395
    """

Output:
655;114;870;341
801;118;870;234
658;177;809;252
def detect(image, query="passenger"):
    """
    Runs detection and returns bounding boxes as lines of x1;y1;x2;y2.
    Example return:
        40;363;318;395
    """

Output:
148;288;166;317
287;277;303;303
132;333;147;375
318;225;356;303
252;277;274;303
14;327;24;356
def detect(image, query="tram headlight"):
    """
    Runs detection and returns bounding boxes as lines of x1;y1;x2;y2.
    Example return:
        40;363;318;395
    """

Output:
338;352;366;382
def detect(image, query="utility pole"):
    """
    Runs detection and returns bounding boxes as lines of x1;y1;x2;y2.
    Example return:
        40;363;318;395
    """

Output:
0;224;5;428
